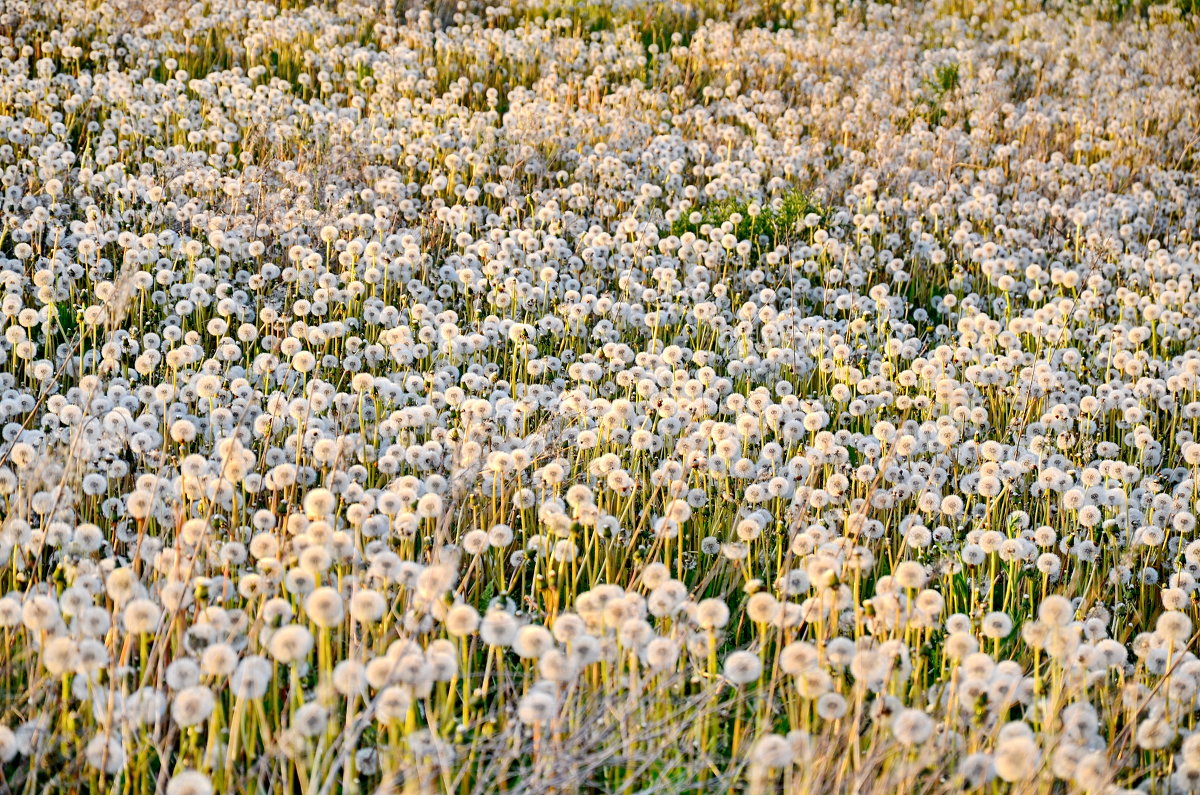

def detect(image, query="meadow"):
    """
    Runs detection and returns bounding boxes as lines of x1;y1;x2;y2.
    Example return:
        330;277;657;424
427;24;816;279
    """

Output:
0;0;1198;792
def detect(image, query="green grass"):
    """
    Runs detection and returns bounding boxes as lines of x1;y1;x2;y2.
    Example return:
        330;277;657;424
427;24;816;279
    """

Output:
917;63;960;128
669;190;824;251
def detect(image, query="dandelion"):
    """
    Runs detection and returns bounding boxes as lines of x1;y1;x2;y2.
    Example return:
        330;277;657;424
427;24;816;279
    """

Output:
695;598;730;630
815;693;848;721
305;587;344;628
893;561;928;589
22;595;60;632
292;703;329;737
723;651;763;685
166;659;201;690
750;733;794;769
200;644;238;677
982;612;1013;639
994;736;1040;782
1156;611;1192;645
349;590;386;624
891;709;934;747
0;726;16;763
1039;595;1074;626
462;530;489;555
480;611;518;647
333;660;368;697
230;656;272;700
517;692;556;725
124;599;161;635
166;771;213;795
269;625;314;664
445;604;480;637
957;753;995;788
171;687;215;728
513;625;554;659
1136;717;1176;750
641;637;680;671
85;732;126;774
41;637;78;676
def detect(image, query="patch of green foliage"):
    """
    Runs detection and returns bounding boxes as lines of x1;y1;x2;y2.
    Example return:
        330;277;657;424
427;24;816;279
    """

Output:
520;2;700;51
669;189;824;250
1102;0;1199;19
638;13;700;53
54;302;79;343
917;63;959;128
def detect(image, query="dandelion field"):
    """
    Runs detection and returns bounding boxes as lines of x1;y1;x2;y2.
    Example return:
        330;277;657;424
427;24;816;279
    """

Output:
0;0;1199;791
